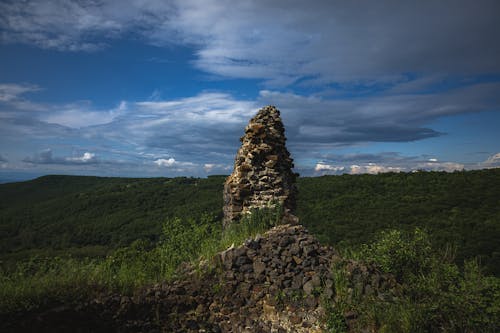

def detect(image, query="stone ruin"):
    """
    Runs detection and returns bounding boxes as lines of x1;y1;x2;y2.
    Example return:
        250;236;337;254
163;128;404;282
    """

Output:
13;224;398;332
223;105;298;227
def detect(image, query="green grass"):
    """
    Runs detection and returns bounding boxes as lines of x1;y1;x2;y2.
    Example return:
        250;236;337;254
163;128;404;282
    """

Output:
297;169;500;276
0;206;281;315
324;228;500;332
1;207;499;332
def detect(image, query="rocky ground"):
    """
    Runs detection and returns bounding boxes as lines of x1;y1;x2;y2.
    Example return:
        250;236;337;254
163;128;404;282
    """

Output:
8;224;399;332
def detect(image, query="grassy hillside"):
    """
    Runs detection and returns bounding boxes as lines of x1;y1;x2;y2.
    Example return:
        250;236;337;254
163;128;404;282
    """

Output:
1;169;499;275
1;171;499;331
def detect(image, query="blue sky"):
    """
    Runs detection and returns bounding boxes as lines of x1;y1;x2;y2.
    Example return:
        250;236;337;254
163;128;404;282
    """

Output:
1;0;499;182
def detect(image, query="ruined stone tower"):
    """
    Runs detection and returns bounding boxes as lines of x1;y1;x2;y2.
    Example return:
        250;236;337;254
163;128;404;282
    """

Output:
223;105;297;228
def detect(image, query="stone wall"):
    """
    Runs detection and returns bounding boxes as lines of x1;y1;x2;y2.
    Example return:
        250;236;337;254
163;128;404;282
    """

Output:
223;105;297;227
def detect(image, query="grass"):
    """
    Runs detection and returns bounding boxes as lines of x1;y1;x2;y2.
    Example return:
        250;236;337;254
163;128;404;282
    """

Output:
0;206;282;316
323;228;500;332
1;205;499;332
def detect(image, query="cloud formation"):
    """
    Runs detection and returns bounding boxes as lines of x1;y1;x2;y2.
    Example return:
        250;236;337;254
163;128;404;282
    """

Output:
154;158;197;172
1;80;499;177
23;149;98;165
2;1;499;85
1;1;498;179
170;0;500;85
0;0;174;51
311;153;466;176
483;153;500;168
259;83;500;152
40;101;125;128
0;84;125;129
0;83;41;102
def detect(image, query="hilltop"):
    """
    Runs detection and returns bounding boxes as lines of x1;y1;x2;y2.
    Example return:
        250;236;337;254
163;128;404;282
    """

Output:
1;169;499;275
0;170;499;331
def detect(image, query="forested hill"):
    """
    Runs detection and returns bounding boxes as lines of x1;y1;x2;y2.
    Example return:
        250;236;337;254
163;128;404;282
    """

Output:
297;169;500;275
0;175;225;261
1;169;499;275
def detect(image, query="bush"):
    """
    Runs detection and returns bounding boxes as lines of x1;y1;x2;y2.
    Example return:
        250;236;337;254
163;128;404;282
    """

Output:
331;228;500;332
358;228;434;280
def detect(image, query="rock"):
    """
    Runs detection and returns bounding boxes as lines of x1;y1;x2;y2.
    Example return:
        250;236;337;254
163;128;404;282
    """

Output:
303;280;315;295
235;255;251;267
292;273;304;289
290;315;302;325
253;259;266;276
292;255;303;265
223;106;298;227
240;264;254;274
310;274;321;288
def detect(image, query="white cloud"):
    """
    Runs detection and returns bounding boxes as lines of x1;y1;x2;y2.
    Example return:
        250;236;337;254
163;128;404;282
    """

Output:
308;152;471;176
313;161;404;175
154;158;196;172
0;85;127;128
481;153;500;168
0;83;41;102
417;160;464;172
203;163;232;173
2;1;499;85
135;93;255;125
2;83;499;176
258;84;500;151
203;163;215;172
314;163;344;173
23;149;99;165
0;0;173;51
154;158;176;167
166;0;500;85
350;163;403;175
66;152;96;163
40;101;126;128
113;92;257;163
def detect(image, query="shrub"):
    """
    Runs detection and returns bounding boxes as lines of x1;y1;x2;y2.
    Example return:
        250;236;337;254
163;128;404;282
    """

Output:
328;228;500;332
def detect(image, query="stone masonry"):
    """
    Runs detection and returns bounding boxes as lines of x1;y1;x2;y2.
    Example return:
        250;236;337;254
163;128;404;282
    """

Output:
223;105;297;227
8;224;400;332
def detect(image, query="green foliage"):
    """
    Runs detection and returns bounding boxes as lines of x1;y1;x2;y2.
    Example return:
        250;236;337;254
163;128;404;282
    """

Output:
0;206;282;315
357;228;434;280
297;169;500;276
0;175;225;265
324;265;349;332
324;305;348;333
1;170;499;275
158;214;219;278
325;228;500;332
0;170;499;328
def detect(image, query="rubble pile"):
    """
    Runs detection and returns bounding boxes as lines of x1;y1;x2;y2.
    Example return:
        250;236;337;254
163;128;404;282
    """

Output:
97;225;396;332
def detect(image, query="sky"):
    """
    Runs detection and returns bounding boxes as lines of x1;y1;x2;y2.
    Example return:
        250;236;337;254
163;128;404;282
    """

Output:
1;0;500;182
